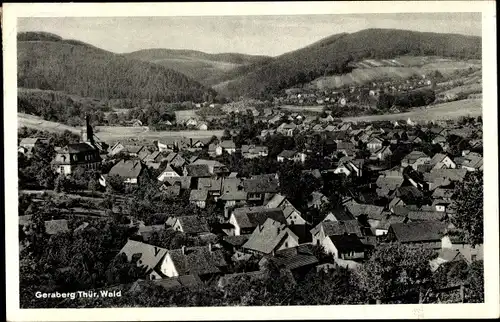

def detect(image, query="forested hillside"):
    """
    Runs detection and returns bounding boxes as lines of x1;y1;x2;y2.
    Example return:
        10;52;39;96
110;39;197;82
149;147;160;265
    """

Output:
124;49;272;86
17;32;216;102
214;29;482;99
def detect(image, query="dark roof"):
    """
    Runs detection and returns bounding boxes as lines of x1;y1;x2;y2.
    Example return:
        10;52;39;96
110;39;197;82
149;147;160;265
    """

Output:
243;176;279;193
318;220;363;237
389;221;447;243
67;142;97;153
233;206;286;229
168;245;227;276
185;164;211;177
108;160;144;179
159;185;181;199
288;224;313;244
407;211;446;222
164;176;191;190
328;234;366;253
152;274;202;291
222;235;250;247
197;178;222;192
326;208;356;221
176;216;209;234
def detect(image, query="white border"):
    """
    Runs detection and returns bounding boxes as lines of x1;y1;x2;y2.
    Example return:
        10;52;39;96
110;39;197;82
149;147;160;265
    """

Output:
3;2;498;321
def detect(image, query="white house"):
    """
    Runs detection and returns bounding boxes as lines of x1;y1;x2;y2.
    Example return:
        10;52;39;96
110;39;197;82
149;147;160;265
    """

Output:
321;234;365;260
157;165;180;181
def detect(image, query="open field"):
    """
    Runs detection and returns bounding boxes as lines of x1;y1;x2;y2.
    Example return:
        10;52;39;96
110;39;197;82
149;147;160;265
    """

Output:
341;99;482;122
18;113;224;142
311;57;481;90
18;113;81;134
281;105;324;113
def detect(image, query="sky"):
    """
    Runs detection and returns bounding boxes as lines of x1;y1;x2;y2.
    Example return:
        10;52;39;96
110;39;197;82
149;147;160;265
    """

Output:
18;13;482;56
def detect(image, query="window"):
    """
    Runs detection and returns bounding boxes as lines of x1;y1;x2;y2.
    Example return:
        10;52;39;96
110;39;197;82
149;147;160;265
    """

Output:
471;254;477;261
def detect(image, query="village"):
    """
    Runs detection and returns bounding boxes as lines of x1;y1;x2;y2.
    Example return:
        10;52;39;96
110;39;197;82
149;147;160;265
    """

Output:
18;100;484;305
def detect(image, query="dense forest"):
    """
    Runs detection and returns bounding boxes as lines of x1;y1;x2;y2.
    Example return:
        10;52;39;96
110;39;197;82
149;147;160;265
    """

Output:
215;29;482;99
17;32;216;103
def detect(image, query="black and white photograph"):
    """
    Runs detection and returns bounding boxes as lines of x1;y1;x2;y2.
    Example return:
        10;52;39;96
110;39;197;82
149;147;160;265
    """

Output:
3;1;498;320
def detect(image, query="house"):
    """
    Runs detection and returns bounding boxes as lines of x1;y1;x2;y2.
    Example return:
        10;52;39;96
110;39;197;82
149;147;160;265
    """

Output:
220;177;247;210
228;206;286;236
344;200;384;221
322;207;356;222
370;145;392;161
19;137;49;155
333;159;364;177
143;151;164;169
197;122;208;131
209;140;237;157
135;225;166;242
184;164;212;179
172;216;210;236
107;160;146;184
386;221;447;248
322;234;366;260
401;151;431;170
119;239;169;280
406;210;447;222
242;218;299;255
277;150;296;162
157;164;181;181
258;245;319;280
161;245;227;280
197;178;223;197
44;219;70;235
394;186;427;205
157;138;181;153
307;191;329;209
243;175;280;204
164;152;186;169
423;168;468;190
336;141;357;157
440;234;484;263
53;143;101;175
189;189;209;208
162;176;192;190
310;220;363;246
429;248;465;272
189;159;229;177
372;215;406;236
367;137;383;152
375;171;404;197
458;152;483;171
241;145;269;159
185;118;198;127
277;122;298;137
427;153;456;169
124;145;146;157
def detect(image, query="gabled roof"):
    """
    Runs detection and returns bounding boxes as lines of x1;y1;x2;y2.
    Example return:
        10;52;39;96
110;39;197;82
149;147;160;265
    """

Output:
321;220;363;237
185;164;212;177
428;153;451;166
197;178;223;192
424;168;468;183
389;221;447;243
222;235;250;247
219;140;236;149
108;160;144;179
66;142;98;153
164;176;192;189
278;150;297;158
242;218;298;254
243;176;279;193
402;151;430;163
266;193;287;208
168;245;227;276
323;207;355;222
124;145;145;154
232;206;286;229
406;211;446;222
176;216;210;234
44;219;70;235
189;189;209;202
344;200;384;220
328;234;366;253
119;239;168;274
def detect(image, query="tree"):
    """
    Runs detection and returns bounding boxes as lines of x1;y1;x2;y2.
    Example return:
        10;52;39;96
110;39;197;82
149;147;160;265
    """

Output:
452;171;483;246
354;243;437;302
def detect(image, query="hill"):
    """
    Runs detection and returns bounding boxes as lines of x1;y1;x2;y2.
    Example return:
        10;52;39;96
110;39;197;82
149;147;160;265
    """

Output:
17;32;215;103
213;29;481;99
124;48;272;86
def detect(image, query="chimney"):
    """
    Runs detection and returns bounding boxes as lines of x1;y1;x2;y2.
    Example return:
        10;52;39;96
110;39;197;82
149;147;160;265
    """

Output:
181;246;185;255
208;243;212;253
